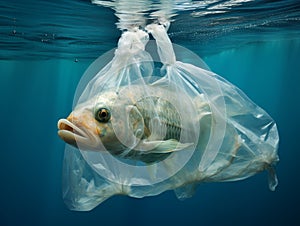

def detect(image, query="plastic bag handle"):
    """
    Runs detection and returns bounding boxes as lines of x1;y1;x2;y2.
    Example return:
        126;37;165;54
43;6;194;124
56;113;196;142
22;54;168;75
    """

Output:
146;24;176;65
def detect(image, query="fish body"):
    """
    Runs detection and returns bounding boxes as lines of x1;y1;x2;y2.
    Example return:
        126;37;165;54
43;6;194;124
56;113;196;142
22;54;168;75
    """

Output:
58;85;201;163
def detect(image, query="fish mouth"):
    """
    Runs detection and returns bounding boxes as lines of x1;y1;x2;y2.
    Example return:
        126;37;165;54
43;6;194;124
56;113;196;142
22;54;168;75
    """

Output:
57;119;89;147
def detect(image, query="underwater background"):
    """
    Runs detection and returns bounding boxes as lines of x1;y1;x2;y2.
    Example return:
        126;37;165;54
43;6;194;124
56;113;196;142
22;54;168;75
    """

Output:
0;0;300;225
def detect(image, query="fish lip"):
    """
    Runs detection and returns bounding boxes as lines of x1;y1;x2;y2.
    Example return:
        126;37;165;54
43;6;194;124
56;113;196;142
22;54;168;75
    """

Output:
57;118;89;142
57;118;101;150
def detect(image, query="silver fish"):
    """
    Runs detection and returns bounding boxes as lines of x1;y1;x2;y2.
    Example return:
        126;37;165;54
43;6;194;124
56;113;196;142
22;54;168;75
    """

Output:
58;85;201;163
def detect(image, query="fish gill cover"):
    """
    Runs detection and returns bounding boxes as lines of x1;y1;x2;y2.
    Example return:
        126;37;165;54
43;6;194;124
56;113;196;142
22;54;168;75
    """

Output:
57;0;279;211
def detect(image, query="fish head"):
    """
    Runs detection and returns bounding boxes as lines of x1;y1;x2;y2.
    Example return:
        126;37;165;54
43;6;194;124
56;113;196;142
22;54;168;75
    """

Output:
57;90;145;153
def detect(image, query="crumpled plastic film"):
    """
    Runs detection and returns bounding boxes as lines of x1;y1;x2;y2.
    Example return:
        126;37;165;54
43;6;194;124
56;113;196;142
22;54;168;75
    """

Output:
146;24;279;191
62;28;201;210
61;24;279;211
62;29;155;210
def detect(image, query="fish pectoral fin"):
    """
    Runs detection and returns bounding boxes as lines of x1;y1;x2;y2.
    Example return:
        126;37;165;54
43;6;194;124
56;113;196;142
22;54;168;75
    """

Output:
135;139;193;154
126;105;144;139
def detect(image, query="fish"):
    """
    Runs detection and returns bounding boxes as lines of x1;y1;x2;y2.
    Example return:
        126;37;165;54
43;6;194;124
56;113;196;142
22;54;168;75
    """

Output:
58;83;279;210
57;85;203;164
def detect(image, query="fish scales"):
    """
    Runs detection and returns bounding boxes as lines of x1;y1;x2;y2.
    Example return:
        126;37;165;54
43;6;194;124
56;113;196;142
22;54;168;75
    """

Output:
134;96;182;141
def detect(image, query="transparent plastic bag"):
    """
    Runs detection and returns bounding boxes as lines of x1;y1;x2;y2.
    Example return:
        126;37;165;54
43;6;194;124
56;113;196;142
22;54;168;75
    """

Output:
146;24;279;182
60;28;202;210
58;24;279;211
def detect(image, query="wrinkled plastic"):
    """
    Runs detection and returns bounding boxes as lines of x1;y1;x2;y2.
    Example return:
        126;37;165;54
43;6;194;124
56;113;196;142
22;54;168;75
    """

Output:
62;25;279;211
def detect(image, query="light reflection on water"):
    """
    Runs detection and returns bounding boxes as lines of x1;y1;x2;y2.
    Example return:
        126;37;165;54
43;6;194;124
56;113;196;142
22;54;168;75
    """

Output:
92;0;259;30
0;0;299;60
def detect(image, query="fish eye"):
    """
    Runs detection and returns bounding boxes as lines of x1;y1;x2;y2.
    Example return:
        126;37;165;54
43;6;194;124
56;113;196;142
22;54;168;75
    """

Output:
95;108;111;123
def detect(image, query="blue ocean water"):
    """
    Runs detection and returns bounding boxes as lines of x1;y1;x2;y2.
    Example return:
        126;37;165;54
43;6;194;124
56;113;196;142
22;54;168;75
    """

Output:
0;0;300;225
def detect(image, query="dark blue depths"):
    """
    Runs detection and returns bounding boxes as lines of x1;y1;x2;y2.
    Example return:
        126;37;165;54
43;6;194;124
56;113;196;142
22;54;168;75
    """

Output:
0;39;300;226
